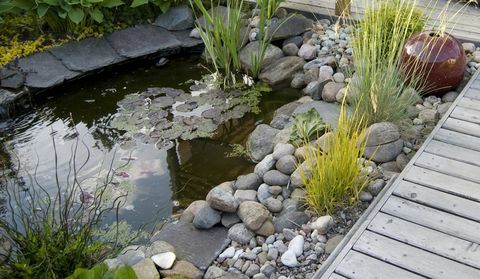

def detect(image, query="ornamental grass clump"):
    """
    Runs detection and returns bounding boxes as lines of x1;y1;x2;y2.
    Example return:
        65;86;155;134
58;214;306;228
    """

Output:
349;0;427;126
301;101;369;214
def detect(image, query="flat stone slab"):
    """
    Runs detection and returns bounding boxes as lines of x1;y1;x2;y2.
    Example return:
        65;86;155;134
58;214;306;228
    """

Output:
106;25;182;58
291;101;343;129
151;221;229;271
17;52;79;88
172;30;203;48
49;37;125;72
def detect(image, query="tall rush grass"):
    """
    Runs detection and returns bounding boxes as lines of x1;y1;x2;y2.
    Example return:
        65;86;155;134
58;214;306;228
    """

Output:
189;0;245;87
301;100;369;214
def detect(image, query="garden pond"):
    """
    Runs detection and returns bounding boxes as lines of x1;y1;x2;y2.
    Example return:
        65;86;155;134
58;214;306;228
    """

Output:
0;56;301;230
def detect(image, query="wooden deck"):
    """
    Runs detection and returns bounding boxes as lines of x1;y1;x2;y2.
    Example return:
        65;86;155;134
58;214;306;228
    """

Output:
282;0;480;43
315;69;480;278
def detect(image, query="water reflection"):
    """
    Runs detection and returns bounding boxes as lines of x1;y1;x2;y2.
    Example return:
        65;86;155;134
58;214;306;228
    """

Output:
0;56;300;229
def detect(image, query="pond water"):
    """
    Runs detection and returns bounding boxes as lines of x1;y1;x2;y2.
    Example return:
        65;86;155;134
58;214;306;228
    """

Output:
0;56;300;230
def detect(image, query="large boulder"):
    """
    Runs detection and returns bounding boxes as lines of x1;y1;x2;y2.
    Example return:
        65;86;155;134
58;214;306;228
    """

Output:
259;56;305;85
154;5;194;30
240;42;284;71
228;223;255;244
192;206;221;229
291;101;342;129
206;185;238;213
246;124;280;162
363;122;404;163
268;14;313;41
237;201;270;231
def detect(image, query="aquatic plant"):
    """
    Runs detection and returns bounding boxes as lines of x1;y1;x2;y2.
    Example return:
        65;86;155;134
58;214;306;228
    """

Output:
225;143;249;158
249;0;290;78
301;101;369;214
0;124;139;278
67;263;137;279
189;0;245;87
289;108;328;147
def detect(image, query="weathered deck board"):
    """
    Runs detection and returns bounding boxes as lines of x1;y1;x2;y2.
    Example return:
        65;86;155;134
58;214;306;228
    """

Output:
315;69;480;278
282;0;480;43
354;231;480;278
394;180;480;222
424;140;480;166
335;250;424;279
442;118;480;138
415;152;480;183
369;213;480;269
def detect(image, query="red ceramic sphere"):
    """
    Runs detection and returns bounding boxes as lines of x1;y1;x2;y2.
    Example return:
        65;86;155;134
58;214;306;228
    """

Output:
400;31;465;94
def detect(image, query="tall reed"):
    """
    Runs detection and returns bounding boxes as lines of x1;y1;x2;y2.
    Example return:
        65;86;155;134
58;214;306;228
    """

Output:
189;0;245;87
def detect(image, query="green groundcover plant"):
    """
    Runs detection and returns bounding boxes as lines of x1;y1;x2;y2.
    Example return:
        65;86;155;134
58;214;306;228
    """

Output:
0;130;141;278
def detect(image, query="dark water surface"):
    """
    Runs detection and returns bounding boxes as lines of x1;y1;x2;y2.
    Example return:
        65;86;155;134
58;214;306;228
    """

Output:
0;56;300;229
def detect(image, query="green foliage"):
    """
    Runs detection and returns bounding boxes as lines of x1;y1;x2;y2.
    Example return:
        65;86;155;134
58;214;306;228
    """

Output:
225;143;248;158
349;0;426;125
189;0;245;87
3;0;125;32
67;263;137;279
289;108;328;146
249;0;288;78
360;0;425;60
228;81;271;114
0;132;133;278
301;104;369;214
130;0;173;13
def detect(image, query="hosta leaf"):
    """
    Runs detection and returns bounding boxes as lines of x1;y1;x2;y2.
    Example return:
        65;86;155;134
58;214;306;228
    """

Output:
0;2;13;12
101;0;123;7
42;0;59;6
68;7;84;24
36;3;49;16
11;0;35;10
130;0;148;8
89;7;103;23
157;0;170;13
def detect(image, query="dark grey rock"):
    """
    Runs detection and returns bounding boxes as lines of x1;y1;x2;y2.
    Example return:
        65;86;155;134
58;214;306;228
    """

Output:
325;234;344;254
254;154;276;177
364;138;404;163
276;155;296;175
235;173;262;190
151;221;229;271
282;36;303;48
359;191;373;202
154;5;194;31
171;30;203;48
0;69;24;89
221;212;241;228
368;179;385;196
273;211;309;232
365;122;401;147
239;42;284;71
269;15;313;41
303;56;336;70
264;197;282;213
246;124;280;162
238;201;270;231
106;25;181;58
228;223;255;244
234;189;258;203
257;183;271;204
49;37;124;72
282;43;299;56
259;56;305;85
206;186;238;213
193;206;221;229
263;170;290;186
18;52;79;88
